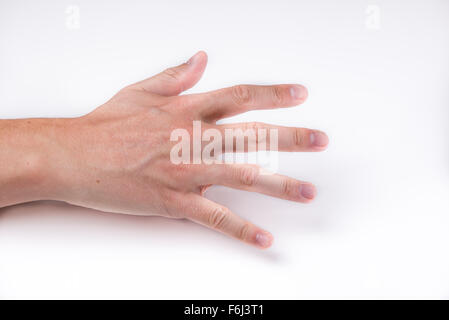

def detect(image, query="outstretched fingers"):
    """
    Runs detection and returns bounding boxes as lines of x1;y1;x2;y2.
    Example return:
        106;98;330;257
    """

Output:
189;84;308;121
181;194;273;249
200;164;317;203
217;122;329;152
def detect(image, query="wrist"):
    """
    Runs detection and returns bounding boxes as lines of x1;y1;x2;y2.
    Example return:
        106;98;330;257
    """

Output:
34;117;81;203
0;118;75;206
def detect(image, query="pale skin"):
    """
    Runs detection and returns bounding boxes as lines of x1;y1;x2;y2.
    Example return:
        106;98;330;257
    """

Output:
0;51;328;249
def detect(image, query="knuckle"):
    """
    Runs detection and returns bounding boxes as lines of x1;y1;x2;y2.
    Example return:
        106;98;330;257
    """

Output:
281;179;295;197
237;223;251;241
163;67;184;93
244;122;265;144
231;85;252;106
209;207;229;229
164;66;181;81
293;128;303;146
237;166;259;187
272;86;284;105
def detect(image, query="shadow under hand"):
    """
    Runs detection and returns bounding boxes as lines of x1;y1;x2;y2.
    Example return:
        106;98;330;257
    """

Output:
0;200;282;263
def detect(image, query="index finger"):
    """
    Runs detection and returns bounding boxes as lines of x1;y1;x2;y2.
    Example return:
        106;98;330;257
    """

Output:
188;84;308;121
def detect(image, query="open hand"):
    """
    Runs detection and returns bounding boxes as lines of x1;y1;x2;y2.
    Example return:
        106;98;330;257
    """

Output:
30;51;329;248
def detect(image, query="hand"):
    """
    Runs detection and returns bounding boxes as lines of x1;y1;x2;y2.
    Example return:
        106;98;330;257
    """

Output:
3;51;328;248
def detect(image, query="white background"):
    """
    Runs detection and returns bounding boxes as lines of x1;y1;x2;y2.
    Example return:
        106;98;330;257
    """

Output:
1;0;449;299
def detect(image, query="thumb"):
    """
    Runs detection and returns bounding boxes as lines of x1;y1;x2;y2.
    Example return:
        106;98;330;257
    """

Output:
132;51;208;96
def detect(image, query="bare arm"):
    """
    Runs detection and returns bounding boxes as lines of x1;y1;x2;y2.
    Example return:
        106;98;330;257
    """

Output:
0;52;328;249
0;118;61;207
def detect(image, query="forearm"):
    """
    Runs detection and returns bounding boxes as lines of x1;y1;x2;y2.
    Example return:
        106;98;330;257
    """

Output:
0;118;62;207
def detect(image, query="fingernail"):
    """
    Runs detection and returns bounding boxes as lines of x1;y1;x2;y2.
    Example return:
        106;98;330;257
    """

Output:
290;85;307;101
255;231;273;248
299;184;316;200
310;131;329;148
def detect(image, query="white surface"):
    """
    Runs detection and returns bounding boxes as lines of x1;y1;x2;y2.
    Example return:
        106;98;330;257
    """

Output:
1;0;449;299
